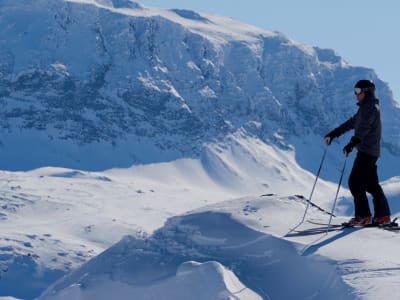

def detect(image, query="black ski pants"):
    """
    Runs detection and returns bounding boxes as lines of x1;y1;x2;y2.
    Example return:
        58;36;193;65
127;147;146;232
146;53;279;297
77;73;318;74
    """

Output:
348;151;390;218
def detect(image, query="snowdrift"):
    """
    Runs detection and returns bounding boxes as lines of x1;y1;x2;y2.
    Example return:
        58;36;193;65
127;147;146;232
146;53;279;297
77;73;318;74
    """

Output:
39;211;354;300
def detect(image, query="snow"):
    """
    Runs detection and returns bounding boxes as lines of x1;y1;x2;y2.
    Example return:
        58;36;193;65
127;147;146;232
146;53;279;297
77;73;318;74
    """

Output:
38;207;355;300
63;0;276;46
0;1;400;299
0;134;399;299
40;260;263;300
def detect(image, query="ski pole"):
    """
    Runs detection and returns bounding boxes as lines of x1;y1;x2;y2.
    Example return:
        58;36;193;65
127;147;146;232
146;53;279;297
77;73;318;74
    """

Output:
326;155;348;231
291;147;327;232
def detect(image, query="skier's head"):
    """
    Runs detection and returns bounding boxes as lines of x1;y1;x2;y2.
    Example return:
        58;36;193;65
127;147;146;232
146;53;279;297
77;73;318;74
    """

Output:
354;79;375;98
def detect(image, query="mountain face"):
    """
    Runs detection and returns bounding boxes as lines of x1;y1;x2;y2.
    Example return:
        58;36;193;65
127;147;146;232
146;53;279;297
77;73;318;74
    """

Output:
1;0;400;172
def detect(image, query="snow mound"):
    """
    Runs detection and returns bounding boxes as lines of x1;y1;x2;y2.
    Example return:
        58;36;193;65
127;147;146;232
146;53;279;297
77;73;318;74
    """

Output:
39;211;354;300
41;260;261;300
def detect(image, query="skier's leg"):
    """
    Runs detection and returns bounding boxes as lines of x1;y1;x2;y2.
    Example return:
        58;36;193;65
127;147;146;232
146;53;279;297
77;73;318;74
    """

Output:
365;159;391;217
348;152;372;218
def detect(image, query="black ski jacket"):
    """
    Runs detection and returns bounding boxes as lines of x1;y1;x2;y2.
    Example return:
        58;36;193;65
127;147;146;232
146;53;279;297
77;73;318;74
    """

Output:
335;96;382;157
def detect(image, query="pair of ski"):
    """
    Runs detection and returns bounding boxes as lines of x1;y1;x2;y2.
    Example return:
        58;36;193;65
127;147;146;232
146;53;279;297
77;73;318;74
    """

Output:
287;218;400;237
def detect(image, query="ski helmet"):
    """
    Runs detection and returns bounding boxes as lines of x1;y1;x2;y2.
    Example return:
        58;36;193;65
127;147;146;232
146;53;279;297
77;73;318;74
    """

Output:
354;79;375;95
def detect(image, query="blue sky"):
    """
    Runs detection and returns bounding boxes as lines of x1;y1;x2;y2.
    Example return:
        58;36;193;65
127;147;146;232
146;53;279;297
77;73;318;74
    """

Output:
137;0;400;103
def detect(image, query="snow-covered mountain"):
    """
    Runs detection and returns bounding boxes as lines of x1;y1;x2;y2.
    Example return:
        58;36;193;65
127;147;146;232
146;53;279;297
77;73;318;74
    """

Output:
1;1;400;299
1;0;399;177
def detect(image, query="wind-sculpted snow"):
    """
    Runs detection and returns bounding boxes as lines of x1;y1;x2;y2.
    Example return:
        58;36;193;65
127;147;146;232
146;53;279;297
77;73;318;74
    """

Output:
0;161;399;299
0;0;399;174
39;211;354;300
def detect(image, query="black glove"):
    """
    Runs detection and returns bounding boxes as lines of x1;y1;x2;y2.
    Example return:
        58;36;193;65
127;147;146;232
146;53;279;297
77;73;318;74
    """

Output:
343;136;361;156
324;128;340;146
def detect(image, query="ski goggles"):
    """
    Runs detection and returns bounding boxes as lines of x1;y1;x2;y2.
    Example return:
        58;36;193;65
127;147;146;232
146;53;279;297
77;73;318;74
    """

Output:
354;87;363;95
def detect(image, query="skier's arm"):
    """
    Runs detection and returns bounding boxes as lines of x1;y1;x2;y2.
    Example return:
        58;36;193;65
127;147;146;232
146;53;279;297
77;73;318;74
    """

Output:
336;116;355;135
324;116;354;145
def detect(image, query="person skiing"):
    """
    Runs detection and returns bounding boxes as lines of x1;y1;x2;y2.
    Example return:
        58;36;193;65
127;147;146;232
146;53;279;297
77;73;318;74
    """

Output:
324;79;391;226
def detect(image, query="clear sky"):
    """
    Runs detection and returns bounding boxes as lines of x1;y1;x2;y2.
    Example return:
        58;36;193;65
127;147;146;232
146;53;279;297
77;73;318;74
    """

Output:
136;0;400;103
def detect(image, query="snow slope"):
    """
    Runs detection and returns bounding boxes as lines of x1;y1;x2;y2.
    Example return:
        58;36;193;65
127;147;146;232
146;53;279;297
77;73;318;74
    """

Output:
0;134;335;298
39;192;400;300
0;134;399;299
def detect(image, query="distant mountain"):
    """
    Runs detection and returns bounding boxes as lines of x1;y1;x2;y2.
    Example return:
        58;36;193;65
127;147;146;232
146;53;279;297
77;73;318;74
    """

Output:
1;0;399;175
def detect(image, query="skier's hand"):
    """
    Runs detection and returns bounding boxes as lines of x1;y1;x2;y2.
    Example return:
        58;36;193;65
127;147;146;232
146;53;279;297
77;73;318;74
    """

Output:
324;128;340;146
324;136;332;146
343;136;361;156
343;142;354;156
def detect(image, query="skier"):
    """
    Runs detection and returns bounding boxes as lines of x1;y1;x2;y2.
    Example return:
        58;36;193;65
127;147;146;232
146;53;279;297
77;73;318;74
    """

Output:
324;79;391;226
